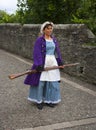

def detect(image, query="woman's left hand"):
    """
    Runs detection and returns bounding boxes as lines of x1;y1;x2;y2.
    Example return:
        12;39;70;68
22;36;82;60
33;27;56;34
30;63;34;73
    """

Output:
59;65;65;69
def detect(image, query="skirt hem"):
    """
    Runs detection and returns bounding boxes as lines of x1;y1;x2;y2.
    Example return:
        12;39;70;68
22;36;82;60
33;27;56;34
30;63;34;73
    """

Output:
28;97;61;104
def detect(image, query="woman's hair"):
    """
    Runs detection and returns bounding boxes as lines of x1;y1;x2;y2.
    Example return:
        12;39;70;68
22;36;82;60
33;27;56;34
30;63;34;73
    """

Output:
40;21;54;34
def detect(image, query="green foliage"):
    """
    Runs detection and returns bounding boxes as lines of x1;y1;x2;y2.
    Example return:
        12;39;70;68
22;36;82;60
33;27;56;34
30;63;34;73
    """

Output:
0;0;96;35
16;0;82;24
71;0;96;35
0;10;9;23
0;10;19;23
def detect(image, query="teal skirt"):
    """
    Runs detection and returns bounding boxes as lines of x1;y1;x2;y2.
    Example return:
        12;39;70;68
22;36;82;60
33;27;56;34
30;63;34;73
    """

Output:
28;81;61;104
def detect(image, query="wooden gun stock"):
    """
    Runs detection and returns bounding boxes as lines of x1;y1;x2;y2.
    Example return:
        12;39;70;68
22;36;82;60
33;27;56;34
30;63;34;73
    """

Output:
8;70;37;80
8;63;79;80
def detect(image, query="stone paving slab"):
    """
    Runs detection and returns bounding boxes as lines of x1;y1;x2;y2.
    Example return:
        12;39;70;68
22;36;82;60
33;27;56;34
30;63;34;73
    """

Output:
0;49;96;130
16;117;96;130
56;123;96;130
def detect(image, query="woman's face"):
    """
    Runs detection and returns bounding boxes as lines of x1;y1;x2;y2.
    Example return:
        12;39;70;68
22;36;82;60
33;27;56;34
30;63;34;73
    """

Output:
43;25;53;36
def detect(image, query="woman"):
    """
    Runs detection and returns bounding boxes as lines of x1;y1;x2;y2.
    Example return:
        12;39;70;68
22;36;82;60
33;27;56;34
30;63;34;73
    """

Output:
24;21;64;110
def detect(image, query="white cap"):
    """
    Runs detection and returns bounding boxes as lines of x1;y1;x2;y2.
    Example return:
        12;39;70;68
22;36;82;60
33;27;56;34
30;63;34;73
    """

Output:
40;21;54;34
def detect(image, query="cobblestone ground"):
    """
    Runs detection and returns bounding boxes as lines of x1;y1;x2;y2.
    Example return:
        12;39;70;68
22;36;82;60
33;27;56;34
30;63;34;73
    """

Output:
0;49;96;130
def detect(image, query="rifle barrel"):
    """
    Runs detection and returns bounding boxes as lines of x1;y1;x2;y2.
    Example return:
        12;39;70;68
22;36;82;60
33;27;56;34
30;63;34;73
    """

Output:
8;63;79;80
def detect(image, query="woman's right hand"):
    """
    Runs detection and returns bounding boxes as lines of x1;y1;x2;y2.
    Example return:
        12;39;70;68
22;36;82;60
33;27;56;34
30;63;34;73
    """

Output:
36;65;44;72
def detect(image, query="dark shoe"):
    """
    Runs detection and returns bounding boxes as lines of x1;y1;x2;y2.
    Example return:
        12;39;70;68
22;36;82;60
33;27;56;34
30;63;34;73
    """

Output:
46;103;55;108
37;103;43;110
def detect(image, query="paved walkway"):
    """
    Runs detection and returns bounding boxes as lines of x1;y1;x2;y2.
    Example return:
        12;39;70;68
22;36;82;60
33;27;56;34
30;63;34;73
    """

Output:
0;49;96;130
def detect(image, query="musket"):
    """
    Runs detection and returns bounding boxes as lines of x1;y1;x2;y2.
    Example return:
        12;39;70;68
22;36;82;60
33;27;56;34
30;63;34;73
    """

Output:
8;63;79;80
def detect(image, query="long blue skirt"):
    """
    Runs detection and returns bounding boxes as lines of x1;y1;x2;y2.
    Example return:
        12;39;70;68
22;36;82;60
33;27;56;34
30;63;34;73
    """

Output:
28;81;61;104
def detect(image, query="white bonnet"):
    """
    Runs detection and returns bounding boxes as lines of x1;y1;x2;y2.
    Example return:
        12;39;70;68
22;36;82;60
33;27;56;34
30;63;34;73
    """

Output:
40;21;54;34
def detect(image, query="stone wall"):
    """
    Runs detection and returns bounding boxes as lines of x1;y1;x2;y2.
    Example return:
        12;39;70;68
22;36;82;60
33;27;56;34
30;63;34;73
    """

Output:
0;23;96;84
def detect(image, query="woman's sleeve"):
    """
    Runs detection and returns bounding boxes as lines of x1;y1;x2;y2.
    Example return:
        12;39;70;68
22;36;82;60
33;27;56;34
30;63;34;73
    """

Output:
33;38;43;66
